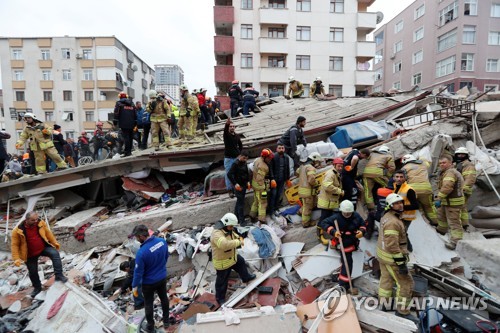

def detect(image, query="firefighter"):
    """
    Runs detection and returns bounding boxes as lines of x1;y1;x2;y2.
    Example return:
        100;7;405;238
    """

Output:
401;154;438;226
362;145;395;210
393;170;419;252
249;148;274;223
297;152;323;227
15;113;67;174
435;155;465;250
319;200;365;290
146;90;171;150
178;85;199;140
309;77;325;97
454;147;477;231
377;193;417;322
342;148;370;211
317;157;344;222
211;213;256;305
287;76;304;98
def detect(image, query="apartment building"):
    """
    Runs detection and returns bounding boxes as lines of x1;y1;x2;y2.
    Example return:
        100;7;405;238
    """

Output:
372;0;500;93
155;64;185;104
0;36;155;152
213;0;378;109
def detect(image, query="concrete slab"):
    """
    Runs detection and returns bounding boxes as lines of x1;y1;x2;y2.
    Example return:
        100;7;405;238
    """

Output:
53;206;107;233
279;242;304;273
52;189;86;210
356;307;418;333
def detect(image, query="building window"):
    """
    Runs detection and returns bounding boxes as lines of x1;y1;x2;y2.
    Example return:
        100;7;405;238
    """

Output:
62;111;74;121
43;91;52;101
296;26;311;41
394;41;403;53
413;50;423;64
241;24;253;39
330;28;344;42
269;0;285;8
447;83;455;93
15;91;25;101
85;111;95;121
63;90;73;101
375;68;383;81
82;49;92;59
394;20;404;33
61;48;71;59
241;53;253;68
328;85;342;97
41;49;50;60
62;69;72;80
463;26;476;44
488;31;500;45
302;84;310;96
42;70;51;80
296;55;310;70
297;0;311;12
491;4;500;17
375;32;384;46
329;56;343;71
241;0;252;9
268;27;285;38
436;55;456;77
45;112;54;122
268;56;285;67
464;0;477;15
439;1;458;27
373;86;382;93
484;85;498;92
268;84;285;96
486;59;499;72
84;91;94;101
330;0;344;13
415;4;425;20
393;82;401;90
11;49;22;60
437;29;457;52
14;70;24;81
375;49;383;64
414;27;424;42
65;131;75;140
461;53;474;71
393;61;402;73
83;69;93;80
412;73;422;85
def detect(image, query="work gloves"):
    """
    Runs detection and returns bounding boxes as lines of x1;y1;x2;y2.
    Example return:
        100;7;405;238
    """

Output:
286;180;293;188
434;200;441;208
132;287;139;298
247;182;252;190
355;230;363;239
14;259;22;267
270;180;277;189
186;108;191;118
239;237;245;247
235;184;242;192
398;264;409;275
344;165;352;172
150;101;157;111
15;143;22;150
42;129;50;135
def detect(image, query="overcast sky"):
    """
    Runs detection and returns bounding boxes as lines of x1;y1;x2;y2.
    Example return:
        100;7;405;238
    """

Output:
0;0;414;97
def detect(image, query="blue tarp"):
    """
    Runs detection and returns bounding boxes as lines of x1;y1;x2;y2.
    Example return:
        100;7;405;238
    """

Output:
329;120;390;149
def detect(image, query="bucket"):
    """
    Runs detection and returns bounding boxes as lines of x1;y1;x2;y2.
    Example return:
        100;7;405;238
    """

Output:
412;275;428;296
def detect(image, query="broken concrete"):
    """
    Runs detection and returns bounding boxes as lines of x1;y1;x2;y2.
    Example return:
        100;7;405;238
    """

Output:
53;206;107;234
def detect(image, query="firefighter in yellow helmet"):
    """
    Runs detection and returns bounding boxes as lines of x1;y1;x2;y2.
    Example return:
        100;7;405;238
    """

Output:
146;90;172;150
362;145;395;210
297;152;323;227
249;148;274;223
454;147;477;231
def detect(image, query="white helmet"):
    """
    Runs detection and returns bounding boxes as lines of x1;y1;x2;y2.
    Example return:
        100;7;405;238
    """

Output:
378;145;391;153
401;154;416;164
179;84;188;91
308;152;323;162
288;76;295;82
386;193;404;206
148;90;158;98
221;213;238;226
455;147;469;155
339;200;354;213
315;77;322;82
23;112;37;120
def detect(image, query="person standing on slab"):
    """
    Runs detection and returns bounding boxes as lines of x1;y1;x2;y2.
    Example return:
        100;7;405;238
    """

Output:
223;118;243;198
249;148;274;223
362;145;395;211
454;147;477;231
392;170;419;252
278;116;307;168
227;151;251;225
297;152;323;227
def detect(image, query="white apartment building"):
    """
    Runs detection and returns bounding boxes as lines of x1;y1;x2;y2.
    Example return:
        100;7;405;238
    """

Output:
0;36;155;153
214;0;378;109
155;64;184;104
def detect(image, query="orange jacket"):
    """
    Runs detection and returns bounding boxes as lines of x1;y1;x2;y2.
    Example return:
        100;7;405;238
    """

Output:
11;220;60;262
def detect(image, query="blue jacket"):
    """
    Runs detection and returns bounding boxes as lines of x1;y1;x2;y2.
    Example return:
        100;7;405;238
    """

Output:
132;236;169;287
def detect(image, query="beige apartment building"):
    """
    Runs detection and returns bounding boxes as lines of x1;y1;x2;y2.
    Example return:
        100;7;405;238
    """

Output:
0;36;155;153
213;0;378;109
372;0;500;93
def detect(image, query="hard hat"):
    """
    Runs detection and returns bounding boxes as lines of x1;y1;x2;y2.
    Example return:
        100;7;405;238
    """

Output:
232;80;239;84
455;147;469;155
386;193;404;206
23;112;36;119
288;76;295;82
221;212;238;226
315;77;322;82
332;157;344;165
261;148;274;159
308;152;323;162
192;89;199;94
378;145;391;153
119;91;127;99
401;154;416;164
96;121;103;127
200;88;207;92
339;200;354;213
179;84;188;91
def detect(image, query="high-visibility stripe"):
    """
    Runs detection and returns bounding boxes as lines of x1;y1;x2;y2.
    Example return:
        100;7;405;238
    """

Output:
462;170;476;176
344;245;356;253
384;230;399;236
408;183;432;191
298;187;313;196
339;274;350;282
443;177;456;182
386;265;410;306
307;171;315;175
378;287;393;298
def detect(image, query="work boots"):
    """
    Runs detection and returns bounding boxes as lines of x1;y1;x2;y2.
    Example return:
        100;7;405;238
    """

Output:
445;241;457;250
30;287;42;298
395;311;420;324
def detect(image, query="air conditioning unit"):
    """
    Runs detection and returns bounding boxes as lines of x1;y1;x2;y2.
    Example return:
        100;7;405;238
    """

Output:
75;54;82;59
389;54;396;60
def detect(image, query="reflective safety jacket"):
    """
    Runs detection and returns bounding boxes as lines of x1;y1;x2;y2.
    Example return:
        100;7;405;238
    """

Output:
309;82;325;97
456;160;476;195
317;168;342;210
402;160;432;194
287;81;304;98
377;210;408;266
297;163;318;198
393;182;417;221
363;151;395;179
146;99;171;123
210;228;241;270
17;123;55;151
252;157;270;191
179;94;200;117
437;167;465;206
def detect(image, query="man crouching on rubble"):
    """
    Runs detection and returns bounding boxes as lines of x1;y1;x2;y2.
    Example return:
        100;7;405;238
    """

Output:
211;213;256;305
11;211;68;298
131;225;169;332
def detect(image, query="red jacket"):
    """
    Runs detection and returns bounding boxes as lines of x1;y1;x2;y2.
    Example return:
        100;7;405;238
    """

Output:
197;94;206;107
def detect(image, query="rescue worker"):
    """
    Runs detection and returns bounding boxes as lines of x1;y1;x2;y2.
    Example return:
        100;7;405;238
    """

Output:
362;145;395;210
15;113;67;174
268;144;292;216
242;83;259;117
78;131;92;157
454;147;477;231
92;121;106;161
0;130;10;170
401;154;438;226
435;155;465;250
297;152;323;227
319;200;365;290
277;116;307;167
227;151;251;225
249;148;275;223
211;213;256;305
223;118;243;197
309;77;325;97
197;88;208;130
317;157;344;222
377;193;417;322
114;92;137;156
146;90;172;150
365;185;393;240
342;148;369;210
393;170;419;252
228;80;243;117
178;85;198;140
287;76;304;98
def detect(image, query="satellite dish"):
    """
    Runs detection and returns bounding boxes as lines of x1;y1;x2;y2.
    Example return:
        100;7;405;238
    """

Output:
376;11;384;24
132;65;138;72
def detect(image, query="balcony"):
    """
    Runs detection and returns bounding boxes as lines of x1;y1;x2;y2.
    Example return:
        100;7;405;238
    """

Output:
97;80;123;91
40;80;53;89
214;36;234;55
81;80;94;89
214;65;234;83
38;60;52;68
97;100;116;108
356;41;375;59
96;59;122;70
82;101;96;109
41;101;55;110
80;60;94;68
357;12;377;32
12;81;25;89
83;121;96;130
13;101;27;109
260;67;288;83
11;60;24;68
355;70;374;85
259;37;288;54
214;6;234;28
259;8;289;25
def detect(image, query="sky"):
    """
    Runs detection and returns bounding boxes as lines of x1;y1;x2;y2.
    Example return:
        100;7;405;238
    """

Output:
0;0;415;97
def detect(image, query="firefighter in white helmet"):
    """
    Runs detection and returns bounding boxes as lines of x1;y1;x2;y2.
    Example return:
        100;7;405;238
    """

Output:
287;76;304;98
454;147;476;231
297;152;323;227
146;90;172;150
178;85;199;140
310;77;325;97
362;146;395;210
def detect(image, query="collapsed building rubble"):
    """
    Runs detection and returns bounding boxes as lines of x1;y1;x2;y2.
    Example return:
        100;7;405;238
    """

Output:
0;89;499;332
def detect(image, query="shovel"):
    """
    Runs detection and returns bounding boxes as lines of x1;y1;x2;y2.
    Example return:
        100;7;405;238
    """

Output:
333;219;359;295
